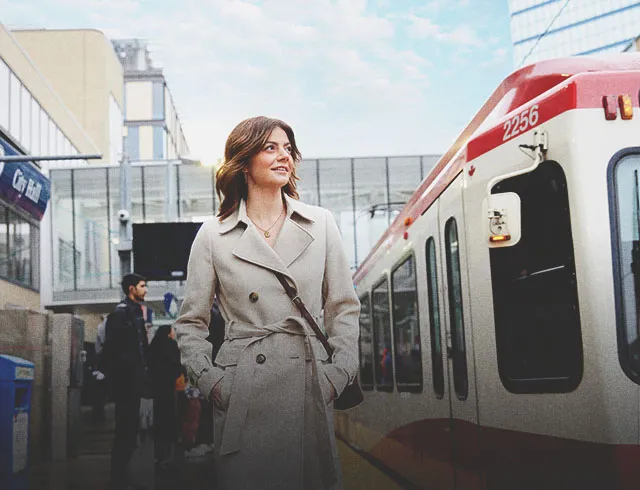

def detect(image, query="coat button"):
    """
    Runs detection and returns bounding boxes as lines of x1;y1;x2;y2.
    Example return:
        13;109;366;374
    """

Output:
256;354;266;364
249;292;259;303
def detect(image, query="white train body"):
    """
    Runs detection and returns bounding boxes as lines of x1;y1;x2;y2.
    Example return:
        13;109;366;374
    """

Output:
340;55;640;489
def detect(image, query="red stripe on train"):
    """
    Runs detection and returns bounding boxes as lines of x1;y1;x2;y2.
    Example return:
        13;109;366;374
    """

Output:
358;418;640;490
466;82;576;162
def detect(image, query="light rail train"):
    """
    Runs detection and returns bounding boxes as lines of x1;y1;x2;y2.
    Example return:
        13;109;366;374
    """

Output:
338;54;640;489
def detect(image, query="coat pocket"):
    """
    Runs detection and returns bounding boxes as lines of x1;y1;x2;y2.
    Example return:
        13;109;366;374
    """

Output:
318;364;334;405
214;338;252;367
218;366;236;412
187;353;213;386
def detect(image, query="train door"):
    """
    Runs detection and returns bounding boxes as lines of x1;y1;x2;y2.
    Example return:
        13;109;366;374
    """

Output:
421;203;456;490
438;174;481;490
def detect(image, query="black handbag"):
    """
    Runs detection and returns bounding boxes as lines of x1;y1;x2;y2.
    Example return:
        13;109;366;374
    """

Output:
273;272;364;411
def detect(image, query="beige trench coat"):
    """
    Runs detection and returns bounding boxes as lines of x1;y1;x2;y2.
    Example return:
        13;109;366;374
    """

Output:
175;194;360;490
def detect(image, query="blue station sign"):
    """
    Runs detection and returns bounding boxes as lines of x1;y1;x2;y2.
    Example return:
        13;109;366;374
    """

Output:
0;135;51;221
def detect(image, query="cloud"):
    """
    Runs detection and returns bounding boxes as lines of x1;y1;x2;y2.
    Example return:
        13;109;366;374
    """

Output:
406;14;483;47
481;47;509;67
446;25;483;47
407;14;442;39
0;0;511;164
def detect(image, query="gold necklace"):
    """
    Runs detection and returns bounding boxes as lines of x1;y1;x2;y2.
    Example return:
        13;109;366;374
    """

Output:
251;208;285;238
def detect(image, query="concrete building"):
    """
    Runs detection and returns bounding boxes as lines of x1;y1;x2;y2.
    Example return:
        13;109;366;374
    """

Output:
38;39;192;339
0;23;104;465
0;24;100;312
12;29;124;166
112;39;189;165
509;0;640;66
8;29;126;340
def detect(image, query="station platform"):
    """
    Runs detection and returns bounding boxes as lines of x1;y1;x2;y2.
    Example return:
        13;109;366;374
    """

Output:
27;404;401;490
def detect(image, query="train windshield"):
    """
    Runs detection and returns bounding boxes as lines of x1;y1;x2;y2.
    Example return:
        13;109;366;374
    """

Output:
611;153;640;377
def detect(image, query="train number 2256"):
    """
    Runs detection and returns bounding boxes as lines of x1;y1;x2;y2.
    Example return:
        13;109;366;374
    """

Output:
503;104;539;141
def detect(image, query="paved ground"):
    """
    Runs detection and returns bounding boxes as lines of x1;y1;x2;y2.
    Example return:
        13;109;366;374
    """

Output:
27;404;401;490
338;439;403;490
29;404;116;490
27;404;213;490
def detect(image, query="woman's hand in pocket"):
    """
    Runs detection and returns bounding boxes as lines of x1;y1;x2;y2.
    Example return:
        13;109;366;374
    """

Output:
320;370;337;404
211;378;223;409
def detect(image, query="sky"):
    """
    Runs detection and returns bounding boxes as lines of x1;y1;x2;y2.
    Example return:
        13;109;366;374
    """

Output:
0;0;515;165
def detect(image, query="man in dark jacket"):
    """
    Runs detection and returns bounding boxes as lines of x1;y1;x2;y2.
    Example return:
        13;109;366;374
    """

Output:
103;273;151;489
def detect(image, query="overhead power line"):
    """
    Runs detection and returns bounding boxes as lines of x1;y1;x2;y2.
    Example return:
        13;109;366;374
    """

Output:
519;0;572;67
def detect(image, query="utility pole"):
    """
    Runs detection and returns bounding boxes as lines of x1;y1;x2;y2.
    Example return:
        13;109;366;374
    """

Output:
117;133;133;277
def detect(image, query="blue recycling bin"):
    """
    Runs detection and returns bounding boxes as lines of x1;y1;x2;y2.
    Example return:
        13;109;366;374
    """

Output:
0;355;34;490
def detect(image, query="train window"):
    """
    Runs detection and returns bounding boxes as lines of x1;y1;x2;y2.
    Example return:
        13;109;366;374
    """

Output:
372;277;394;391
610;151;640;382
426;237;445;398
490;161;582;393
391;254;423;392
445;218;468;400
359;293;374;390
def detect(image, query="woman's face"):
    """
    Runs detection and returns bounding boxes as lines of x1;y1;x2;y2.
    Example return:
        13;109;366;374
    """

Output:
246;127;293;191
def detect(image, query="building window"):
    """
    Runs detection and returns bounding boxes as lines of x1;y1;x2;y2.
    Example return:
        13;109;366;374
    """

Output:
445;218;468;400
31;99;40;156
426;236;445;398
127;126;139;160
56;129;63;157
8;211;31;285
9;73;20;140
372;277;393;391
391;254;422;391
48;117;56;156
153;126;165;159
0;58;9;131
0;206;7;277
609;150;640;383
490;161;582;393
152;81;164;120
40;110;49;155
0;202;39;290
359;293;374;390
58;237;78;289
20;86;31;151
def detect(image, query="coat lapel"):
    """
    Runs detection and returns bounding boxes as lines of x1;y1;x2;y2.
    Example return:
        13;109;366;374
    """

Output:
273;216;314;267
232;223;291;278
275;195;315;267
223;196;316;284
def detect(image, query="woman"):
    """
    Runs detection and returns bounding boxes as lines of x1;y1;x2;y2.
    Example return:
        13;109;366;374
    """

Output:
149;325;182;466
175;116;360;490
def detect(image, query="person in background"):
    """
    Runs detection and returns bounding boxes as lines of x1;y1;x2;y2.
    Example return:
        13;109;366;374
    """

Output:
103;273;152;490
91;314;108;424
149;325;182;467
181;381;202;453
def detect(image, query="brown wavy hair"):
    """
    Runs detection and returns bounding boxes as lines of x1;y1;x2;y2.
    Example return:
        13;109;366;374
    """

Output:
216;116;302;221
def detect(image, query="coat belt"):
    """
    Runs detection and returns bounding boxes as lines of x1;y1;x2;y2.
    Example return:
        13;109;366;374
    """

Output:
218;318;336;486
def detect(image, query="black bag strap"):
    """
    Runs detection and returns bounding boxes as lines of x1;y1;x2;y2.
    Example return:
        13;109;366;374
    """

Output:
273;271;334;358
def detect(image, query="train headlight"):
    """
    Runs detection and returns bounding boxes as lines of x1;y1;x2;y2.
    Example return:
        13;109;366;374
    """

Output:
603;95;617;120
619;94;633;120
